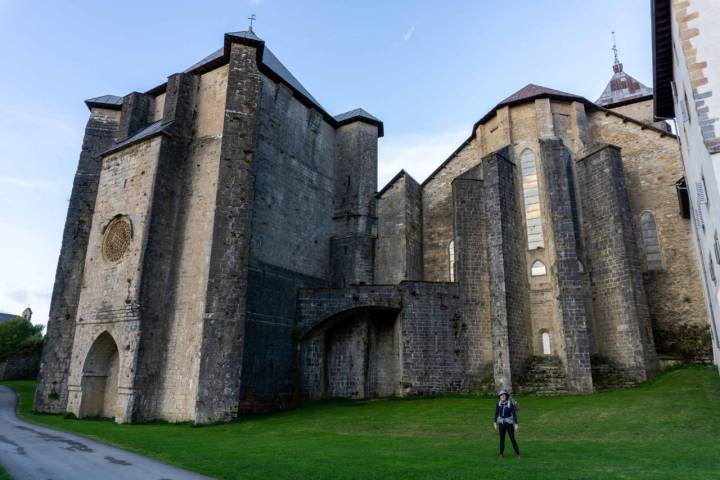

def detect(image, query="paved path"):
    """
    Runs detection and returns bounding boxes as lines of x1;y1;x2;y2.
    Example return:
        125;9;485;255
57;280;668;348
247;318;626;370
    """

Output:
0;386;213;480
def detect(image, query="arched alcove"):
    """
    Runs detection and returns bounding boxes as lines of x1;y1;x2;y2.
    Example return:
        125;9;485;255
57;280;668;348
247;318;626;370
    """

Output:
530;260;547;277
79;332;120;419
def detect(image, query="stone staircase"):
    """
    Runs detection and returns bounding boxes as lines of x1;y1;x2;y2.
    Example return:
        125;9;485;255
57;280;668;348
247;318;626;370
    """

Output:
517;355;568;395
590;358;638;390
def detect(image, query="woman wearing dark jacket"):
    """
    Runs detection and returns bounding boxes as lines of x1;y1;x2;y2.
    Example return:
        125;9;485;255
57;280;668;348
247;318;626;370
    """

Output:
493;388;521;459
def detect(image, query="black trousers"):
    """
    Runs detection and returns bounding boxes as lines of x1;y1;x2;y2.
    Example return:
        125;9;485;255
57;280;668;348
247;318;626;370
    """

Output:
498;422;520;455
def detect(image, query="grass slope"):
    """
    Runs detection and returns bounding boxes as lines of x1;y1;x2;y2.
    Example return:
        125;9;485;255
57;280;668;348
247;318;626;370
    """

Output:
2;365;719;480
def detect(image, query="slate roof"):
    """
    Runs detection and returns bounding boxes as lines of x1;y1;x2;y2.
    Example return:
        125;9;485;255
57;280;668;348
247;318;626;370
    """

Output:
0;313;16;325
98;29;383;156
85;94;123;111
102;120;172;157
596;67;653;107
477;84;588;124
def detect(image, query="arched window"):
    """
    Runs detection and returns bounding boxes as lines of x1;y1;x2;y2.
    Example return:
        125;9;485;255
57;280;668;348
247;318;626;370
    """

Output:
541;331;552;355
521;149;544;250
448;240;456;282
530;260;547;277
640;212;662;271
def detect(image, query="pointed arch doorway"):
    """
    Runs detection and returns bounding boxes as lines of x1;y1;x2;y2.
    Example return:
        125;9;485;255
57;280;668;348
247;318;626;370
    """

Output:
79;332;121;418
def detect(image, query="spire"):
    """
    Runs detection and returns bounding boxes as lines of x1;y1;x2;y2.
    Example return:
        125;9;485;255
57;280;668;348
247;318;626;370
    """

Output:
612;31;623;73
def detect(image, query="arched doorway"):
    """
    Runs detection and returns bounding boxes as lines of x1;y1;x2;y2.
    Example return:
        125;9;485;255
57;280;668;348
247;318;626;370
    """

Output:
79;332;120;418
541;331;552;355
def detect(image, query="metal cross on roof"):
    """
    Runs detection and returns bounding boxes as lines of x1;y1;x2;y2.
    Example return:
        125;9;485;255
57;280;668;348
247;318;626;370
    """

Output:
248;14;256;32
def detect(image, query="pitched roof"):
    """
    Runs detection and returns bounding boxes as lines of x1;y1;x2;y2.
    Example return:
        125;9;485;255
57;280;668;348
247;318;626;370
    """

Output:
150;30;383;137
596;68;653;107
85;94;123;111
477;84;588;124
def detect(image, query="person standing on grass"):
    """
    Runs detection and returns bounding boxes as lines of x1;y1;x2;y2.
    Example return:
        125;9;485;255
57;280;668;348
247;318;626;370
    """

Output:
493;388;521;459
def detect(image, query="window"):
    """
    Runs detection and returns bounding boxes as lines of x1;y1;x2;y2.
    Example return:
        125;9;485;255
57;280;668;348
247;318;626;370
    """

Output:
531;260;547;277
702;175;710;209
640;212;662;271
521;149;544;250
448;240;456;282
541;331;552;355
676;177;691;218
578;260;586;274
709;253;716;285
714;231;720;265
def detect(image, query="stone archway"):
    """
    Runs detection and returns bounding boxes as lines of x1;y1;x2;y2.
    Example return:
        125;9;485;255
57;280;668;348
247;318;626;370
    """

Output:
299;306;401;400
79;332;120;419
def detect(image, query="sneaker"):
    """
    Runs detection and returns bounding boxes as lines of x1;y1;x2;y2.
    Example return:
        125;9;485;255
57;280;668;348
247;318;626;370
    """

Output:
498;453;504;460
516;454;522;460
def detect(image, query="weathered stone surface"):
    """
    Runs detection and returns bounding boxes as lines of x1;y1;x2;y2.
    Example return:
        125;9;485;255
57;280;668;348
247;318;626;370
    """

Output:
37;29;707;423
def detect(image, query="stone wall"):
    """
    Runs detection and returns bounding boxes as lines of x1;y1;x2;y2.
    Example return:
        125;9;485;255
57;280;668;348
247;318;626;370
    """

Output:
35;105;120;413
588;109;707;354
239;72;337;413
134;68;224;422
194;42;262;424
452;164;492;383
375;172;423;284
398;282;464;394
0;343;42;381
539;139;593;392
422;139;480;282
483;149;532;390
576;144;657;381
331;122;379;287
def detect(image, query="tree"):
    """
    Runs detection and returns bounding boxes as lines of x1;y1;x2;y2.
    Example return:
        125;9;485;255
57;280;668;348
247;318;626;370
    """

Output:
0;316;43;359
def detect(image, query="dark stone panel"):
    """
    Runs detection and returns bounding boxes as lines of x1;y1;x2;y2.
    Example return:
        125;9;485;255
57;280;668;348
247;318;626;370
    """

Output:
240;260;326;412
118;92;153;140
482;148;532;390
539;139;593;393
452;163;492;384
576;144;658;382
399;282;464;394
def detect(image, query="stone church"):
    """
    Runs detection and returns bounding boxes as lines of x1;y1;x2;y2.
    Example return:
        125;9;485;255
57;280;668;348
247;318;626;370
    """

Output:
35;29;706;424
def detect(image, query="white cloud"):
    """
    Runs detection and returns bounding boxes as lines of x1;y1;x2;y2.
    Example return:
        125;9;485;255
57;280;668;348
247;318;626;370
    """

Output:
378;128;470;188
0;222;58;327
403;24;416;42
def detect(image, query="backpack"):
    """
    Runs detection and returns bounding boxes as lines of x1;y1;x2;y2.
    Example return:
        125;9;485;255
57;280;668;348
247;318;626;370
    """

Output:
511;397;520;412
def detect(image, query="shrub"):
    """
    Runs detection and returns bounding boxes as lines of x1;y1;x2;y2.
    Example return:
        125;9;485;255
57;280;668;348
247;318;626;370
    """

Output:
0;317;43;359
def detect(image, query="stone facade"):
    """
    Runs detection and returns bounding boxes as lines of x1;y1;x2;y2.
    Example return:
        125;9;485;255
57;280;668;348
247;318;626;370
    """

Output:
36;28;708;423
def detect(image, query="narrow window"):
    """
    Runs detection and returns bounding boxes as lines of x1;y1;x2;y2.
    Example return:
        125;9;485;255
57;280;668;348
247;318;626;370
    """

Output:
521;149;544;250
578;260;586;274
541;331;551;355
530;260;547;277
640;212;663;271
709;253;717;285
714;231;720;265
448;240;456;282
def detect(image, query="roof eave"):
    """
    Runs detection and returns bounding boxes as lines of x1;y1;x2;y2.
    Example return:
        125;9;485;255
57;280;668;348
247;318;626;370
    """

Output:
652;0;675;120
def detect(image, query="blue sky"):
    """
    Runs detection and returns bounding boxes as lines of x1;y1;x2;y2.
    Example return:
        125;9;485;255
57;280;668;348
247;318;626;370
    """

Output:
0;0;654;325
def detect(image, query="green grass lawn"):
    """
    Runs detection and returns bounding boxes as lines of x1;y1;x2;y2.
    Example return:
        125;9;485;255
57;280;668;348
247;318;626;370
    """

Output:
2;365;719;480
